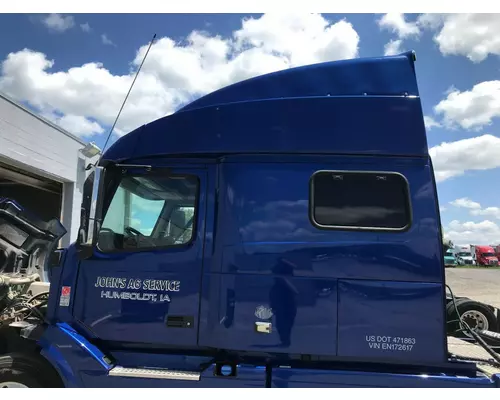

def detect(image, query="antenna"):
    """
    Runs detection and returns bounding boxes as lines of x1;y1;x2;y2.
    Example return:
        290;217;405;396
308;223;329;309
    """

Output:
97;33;157;165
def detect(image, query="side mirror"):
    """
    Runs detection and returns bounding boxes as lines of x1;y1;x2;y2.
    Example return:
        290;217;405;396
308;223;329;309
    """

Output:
77;165;105;259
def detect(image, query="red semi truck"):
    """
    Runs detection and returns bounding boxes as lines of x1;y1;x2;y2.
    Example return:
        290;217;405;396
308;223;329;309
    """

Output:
471;245;499;266
491;245;500;261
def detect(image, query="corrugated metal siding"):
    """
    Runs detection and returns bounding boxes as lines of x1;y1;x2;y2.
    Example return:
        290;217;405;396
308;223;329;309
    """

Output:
0;93;86;182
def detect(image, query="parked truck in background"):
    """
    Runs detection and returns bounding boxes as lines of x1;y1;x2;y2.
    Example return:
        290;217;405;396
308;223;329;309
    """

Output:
490;245;500;261
471;245;499;267
454;245;473;265
0;51;499;388
444;248;457;268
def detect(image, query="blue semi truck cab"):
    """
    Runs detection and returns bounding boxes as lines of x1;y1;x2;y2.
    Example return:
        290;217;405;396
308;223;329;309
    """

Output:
0;51;499;388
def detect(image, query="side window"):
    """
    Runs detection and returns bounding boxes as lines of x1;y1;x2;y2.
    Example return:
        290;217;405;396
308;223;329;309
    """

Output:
310;171;411;231
97;174;198;252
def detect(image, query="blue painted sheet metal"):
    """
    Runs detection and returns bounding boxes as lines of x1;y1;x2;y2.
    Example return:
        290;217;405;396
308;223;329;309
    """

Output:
337;280;446;363
202;274;339;355
38;323;113;388
69;166;208;348
39;326;266;388
55;323;113;370
198;155;446;364
214;157;442;282
199;278;446;364
48;243;93;329
271;367;500;388
101;52;427;163
180;52;419;111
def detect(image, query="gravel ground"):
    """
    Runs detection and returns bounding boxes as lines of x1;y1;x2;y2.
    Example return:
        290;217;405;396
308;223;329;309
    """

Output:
445;268;500;309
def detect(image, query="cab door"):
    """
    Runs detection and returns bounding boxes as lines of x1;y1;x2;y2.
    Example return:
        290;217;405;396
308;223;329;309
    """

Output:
72;165;208;347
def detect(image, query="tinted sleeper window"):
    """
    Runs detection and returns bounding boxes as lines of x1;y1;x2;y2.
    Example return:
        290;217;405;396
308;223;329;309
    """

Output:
311;171;410;230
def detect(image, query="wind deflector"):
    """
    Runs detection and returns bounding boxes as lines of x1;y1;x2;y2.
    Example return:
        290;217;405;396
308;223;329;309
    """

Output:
101;51;428;162
178;51;419;113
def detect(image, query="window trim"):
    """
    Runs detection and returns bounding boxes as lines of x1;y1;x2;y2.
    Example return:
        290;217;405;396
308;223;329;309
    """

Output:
309;169;412;233
96;171;201;254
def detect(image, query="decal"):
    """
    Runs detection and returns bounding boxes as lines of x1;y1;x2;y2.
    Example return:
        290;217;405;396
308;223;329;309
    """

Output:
94;276;180;303
365;335;416;352
254;305;273;320
94;276;180;292
59;286;71;307
100;291;171;303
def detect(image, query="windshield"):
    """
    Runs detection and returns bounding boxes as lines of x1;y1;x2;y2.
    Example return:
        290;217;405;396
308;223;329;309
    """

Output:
482;252;495;257
458;252;471;257
445;250;454;256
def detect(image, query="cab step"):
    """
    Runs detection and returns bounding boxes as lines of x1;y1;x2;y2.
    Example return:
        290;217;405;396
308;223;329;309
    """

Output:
108;366;201;381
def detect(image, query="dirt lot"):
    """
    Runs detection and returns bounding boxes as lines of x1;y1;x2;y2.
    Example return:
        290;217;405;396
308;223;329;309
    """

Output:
445;268;500;309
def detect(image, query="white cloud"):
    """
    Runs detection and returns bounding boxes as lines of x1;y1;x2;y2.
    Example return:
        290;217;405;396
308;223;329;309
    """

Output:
449;197;500;221
424;115;441;130
434;81;500;131
58;115;104;137
0;14;360;137
429;134;500;181
445;219;500;245
378;14;420;59
80;23;91;33
383;39;403;56
234;14;359;66
101;34;115;46
42;112;105;138
421;14;500;63
450;198;481;210
471;207;500;219
440;206;447;212
377;13;500;65
41;14;75;33
0;49;161;136
377;13;420;39
416;13;445;31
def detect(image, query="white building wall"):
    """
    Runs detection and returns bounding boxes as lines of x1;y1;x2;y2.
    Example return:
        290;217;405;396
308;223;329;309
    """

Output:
0;92;97;246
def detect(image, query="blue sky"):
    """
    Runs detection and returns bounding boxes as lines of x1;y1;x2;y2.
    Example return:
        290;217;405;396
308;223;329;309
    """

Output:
0;13;499;244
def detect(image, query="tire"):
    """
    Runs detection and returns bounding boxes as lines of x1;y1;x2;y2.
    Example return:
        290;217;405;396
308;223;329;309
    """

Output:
446;298;498;338
0;353;61;388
